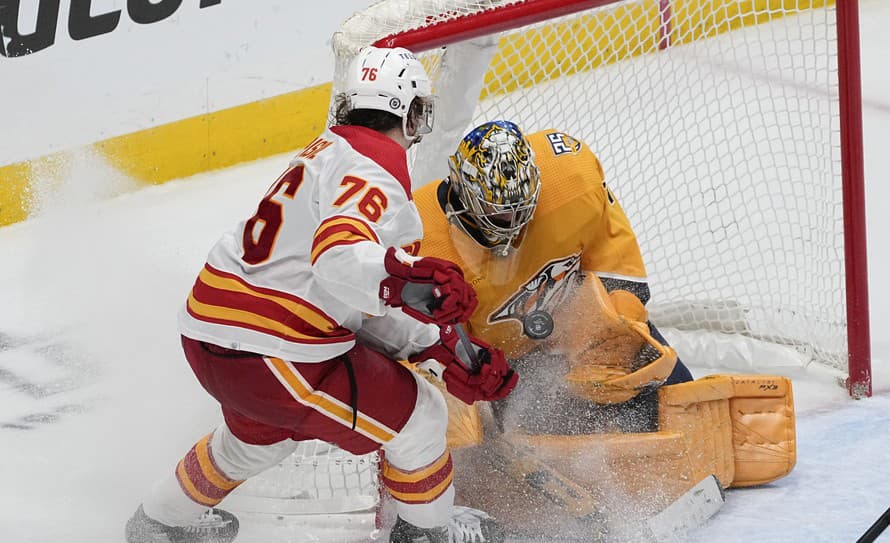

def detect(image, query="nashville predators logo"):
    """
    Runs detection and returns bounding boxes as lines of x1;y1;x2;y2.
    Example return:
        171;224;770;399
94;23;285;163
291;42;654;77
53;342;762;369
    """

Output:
489;254;582;339
545;132;582;156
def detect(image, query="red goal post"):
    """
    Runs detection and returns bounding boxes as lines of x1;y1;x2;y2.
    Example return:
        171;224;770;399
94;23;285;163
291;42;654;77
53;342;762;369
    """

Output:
332;0;871;398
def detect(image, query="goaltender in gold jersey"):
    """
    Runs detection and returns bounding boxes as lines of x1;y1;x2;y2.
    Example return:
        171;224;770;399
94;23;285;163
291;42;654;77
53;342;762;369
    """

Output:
416;124;654;363
411;121;797;536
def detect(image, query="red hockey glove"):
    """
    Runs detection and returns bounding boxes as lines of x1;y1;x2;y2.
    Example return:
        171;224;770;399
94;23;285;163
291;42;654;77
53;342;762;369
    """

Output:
379;247;478;325
411;325;518;405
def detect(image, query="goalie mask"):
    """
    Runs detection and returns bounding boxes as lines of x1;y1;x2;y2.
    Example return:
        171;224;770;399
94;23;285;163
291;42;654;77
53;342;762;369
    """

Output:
448;121;541;255
343;46;435;142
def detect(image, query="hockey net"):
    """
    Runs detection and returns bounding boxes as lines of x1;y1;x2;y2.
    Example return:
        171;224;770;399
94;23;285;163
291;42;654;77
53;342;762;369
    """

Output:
330;0;869;396
228;0;868;535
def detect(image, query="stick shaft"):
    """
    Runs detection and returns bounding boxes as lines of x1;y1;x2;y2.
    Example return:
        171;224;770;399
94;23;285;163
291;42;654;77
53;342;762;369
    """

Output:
857;507;890;543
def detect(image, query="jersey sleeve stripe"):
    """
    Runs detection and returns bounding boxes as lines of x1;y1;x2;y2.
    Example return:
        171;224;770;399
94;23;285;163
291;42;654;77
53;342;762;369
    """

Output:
311;215;380;265
318;215;380;243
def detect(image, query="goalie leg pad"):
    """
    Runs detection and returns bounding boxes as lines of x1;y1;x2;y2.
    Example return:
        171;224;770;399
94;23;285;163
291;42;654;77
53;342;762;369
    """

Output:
722;374;796;487
658;375;736;489
658;374;796;488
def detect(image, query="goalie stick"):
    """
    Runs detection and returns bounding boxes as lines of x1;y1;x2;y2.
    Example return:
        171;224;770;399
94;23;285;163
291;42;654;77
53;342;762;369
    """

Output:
479;420;725;541
453;324;726;541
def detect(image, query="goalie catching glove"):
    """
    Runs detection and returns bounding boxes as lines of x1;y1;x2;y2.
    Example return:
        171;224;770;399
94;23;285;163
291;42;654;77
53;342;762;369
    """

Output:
411;324;518;405
552;279;677;404
380;247;478;325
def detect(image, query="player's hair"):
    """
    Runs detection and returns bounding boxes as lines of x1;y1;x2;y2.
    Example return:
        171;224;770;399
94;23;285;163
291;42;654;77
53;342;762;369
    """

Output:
332;93;401;131
333;94;431;135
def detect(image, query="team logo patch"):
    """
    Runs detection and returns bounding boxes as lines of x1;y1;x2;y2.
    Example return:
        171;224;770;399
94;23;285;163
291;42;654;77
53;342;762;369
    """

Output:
488;254;582;339
546;132;582;156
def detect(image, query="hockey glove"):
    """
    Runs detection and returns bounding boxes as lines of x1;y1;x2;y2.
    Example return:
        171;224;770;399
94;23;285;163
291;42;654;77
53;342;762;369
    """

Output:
411;324;518;405
379;247;478;325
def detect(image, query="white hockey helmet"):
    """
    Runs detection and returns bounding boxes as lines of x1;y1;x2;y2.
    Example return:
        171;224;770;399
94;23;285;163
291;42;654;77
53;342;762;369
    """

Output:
343;46;435;141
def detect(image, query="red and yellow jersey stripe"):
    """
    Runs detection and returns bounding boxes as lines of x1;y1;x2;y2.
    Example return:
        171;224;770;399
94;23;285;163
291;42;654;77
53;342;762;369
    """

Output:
186;263;354;345
310;214;380;265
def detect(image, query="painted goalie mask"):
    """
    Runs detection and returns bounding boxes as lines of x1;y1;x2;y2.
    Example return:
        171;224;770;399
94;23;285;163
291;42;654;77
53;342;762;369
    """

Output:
448;120;542;254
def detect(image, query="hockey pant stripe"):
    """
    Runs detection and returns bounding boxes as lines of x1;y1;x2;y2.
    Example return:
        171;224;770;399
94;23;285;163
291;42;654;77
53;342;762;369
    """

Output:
175;432;244;507
264;356;398;443
383;450;454;504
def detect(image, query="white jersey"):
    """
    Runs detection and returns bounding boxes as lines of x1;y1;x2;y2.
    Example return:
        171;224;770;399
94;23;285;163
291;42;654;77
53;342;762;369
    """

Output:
179;125;438;362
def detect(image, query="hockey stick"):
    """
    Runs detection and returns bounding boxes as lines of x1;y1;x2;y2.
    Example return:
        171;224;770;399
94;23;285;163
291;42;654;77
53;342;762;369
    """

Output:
482;431;725;540
454;324;725;540
645;475;725;540
857;507;890;543
484;427;603;519
453;325;601;519
479;413;725;540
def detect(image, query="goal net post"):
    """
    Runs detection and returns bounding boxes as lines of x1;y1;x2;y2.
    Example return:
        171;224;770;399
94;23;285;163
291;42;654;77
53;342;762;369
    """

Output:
332;0;871;398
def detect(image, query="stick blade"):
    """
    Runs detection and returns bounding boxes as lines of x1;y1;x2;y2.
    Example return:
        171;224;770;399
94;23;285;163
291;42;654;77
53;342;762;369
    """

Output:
645;475;725;541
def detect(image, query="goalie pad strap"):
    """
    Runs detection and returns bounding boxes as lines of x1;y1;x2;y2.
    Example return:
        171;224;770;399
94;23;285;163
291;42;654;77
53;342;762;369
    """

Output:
659;374;735;406
658;376;736;489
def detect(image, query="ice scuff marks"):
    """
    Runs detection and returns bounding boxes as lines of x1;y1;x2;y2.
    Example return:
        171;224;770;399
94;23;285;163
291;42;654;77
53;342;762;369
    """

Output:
0;330;99;430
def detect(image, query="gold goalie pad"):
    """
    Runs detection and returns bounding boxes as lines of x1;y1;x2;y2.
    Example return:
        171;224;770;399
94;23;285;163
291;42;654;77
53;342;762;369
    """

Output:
452;374;797;530
551;276;678;404
658;374;797;488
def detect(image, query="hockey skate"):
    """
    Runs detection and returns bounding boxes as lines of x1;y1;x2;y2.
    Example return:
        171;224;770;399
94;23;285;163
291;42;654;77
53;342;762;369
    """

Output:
125;505;239;543
449;506;505;543
389;506;505;543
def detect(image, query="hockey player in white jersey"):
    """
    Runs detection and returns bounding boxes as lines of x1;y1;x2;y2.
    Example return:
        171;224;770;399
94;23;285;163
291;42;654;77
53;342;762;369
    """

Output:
125;46;517;543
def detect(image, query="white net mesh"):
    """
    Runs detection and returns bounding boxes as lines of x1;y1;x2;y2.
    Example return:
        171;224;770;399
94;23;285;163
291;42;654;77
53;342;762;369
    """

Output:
225;439;379;517
334;0;848;372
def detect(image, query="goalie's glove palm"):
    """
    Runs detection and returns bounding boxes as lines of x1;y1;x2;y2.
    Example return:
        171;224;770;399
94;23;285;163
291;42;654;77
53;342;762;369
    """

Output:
411;325;518;405
379;247;478;325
